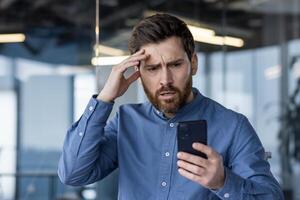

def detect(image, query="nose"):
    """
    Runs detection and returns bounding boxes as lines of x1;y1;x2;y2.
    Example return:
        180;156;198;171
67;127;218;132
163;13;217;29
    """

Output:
160;67;173;86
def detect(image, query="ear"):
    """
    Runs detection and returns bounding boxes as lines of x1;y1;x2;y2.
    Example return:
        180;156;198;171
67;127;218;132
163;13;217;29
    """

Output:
191;53;198;75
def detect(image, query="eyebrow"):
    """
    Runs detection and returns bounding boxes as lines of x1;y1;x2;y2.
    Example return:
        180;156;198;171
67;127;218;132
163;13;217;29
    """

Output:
144;63;160;68
166;58;184;67
144;58;184;68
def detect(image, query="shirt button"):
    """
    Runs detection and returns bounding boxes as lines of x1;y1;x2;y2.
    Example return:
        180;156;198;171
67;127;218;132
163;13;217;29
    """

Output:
161;181;167;187
169;123;174;127
79;132;83;137
89;106;94;111
165;152;170;157
224;193;230;198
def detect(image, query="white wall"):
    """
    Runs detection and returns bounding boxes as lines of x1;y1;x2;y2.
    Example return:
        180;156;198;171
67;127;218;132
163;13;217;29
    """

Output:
0;91;16;200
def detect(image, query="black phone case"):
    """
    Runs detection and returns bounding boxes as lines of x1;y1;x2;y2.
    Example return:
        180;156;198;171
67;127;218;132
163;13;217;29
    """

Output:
177;120;207;158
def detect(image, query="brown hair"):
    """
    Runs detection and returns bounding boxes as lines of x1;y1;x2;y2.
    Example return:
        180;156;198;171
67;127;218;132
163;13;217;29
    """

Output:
128;13;195;61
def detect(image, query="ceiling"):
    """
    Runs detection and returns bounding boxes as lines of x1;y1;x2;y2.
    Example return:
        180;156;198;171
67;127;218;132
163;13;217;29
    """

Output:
0;0;300;54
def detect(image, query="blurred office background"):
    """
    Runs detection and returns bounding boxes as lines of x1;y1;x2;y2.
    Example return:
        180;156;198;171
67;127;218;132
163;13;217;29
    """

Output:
0;0;300;199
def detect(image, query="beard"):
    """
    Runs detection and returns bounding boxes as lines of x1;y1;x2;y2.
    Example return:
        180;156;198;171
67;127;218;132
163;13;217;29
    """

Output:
141;75;193;115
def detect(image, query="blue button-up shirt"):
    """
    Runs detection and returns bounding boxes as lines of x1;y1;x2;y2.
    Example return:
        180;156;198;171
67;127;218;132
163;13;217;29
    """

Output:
58;88;283;200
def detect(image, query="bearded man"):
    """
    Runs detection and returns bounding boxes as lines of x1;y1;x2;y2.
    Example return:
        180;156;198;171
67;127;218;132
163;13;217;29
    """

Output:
58;13;283;200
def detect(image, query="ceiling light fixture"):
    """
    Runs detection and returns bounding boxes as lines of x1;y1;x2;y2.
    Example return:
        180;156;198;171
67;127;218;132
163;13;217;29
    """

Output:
193;35;244;47
0;33;26;43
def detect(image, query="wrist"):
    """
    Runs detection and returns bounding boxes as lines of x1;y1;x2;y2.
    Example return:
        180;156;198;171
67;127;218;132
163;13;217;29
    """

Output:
97;92;114;103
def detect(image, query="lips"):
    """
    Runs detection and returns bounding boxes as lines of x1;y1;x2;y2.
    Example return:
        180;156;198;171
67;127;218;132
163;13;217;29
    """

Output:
158;90;177;100
160;90;176;96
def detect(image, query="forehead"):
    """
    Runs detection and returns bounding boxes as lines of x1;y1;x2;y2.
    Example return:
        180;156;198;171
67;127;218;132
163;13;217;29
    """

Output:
141;36;186;63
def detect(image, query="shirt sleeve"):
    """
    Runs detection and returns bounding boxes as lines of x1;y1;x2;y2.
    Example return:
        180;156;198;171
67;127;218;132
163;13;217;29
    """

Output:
58;95;118;186
213;116;284;200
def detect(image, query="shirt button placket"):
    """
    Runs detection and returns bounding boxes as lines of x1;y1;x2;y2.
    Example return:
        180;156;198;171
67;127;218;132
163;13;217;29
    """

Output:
158;122;174;197
161;181;167;187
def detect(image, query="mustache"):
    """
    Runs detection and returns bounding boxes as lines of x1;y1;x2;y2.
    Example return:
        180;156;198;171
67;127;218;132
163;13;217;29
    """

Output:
156;85;179;94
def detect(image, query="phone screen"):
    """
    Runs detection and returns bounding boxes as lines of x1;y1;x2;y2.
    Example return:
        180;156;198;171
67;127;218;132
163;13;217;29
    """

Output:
177;120;207;158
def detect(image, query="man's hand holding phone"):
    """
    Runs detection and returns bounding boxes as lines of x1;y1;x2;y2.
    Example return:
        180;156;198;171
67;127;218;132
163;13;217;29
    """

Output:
177;143;225;190
176;120;225;190
97;49;149;102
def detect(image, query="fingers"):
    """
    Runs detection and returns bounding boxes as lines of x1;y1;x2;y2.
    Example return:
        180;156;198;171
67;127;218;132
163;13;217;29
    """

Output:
119;50;149;73
192;143;218;159
177;152;208;168
119;55;149;72
132;48;145;56
177;145;225;189
117;60;140;72
177;160;205;176
178;167;202;184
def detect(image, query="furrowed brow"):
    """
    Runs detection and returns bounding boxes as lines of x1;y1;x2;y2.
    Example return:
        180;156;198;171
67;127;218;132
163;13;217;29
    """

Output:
144;63;161;68
166;59;184;67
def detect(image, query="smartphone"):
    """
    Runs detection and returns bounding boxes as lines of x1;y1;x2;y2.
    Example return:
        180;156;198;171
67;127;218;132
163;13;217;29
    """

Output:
177;120;207;159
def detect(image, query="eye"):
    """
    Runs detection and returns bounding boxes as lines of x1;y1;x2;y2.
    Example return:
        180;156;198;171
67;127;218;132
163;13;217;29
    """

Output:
147;67;158;71
171;62;181;67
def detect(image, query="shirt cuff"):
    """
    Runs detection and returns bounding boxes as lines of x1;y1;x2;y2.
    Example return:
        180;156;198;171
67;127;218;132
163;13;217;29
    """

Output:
212;167;244;199
82;95;114;122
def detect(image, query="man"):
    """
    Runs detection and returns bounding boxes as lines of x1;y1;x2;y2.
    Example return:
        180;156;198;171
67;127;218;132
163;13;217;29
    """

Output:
58;13;284;199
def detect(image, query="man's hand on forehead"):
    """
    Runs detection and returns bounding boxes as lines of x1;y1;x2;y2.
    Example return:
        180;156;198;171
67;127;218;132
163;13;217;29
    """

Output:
97;48;150;102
